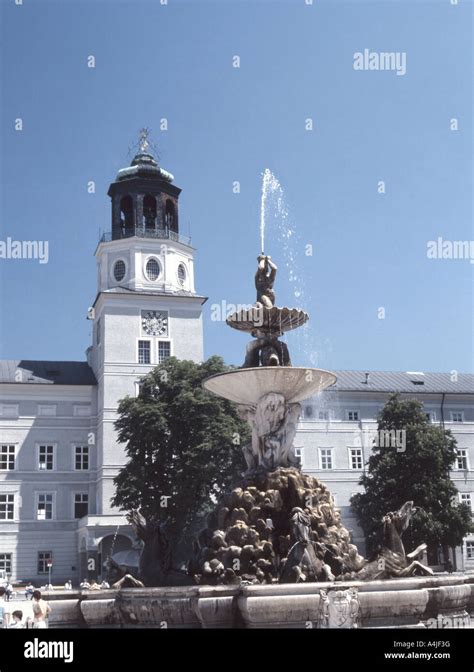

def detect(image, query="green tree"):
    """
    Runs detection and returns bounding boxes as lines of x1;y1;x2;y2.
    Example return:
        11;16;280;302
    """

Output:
351;394;472;561
112;356;248;580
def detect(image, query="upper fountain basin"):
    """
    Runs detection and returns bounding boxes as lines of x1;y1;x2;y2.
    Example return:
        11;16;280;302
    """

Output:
203;367;337;406
226;306;309;336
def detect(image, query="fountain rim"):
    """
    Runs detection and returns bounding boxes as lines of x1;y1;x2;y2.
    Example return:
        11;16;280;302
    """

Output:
202;366;337;405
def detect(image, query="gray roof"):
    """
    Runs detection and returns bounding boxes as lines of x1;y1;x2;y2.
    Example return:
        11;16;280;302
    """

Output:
330;370;474;395
0;361;97;386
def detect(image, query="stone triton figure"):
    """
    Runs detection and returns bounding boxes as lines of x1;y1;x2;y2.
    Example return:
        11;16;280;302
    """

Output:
255;255;277;308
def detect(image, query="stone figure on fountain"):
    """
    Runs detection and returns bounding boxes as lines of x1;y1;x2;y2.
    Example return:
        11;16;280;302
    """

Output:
338;501;433;581
255;255;277;308
238;393;301;474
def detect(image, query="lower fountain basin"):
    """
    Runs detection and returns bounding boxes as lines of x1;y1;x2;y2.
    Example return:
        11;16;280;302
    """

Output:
203;366;337;405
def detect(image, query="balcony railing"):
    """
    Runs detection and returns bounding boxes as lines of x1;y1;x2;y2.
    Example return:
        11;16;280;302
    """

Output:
99;227;192;246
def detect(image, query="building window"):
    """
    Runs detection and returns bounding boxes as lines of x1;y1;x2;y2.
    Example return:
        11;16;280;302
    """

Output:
158;341;171;363
0;553;12;575
138;340;151;364
135;381;145;398
294;447;304;464
304;406;313;419
0;494;14;521
320;449;333;470
36;494;54;520
113;259;126;282
37;551;53;574
96;317;101;345
38;445;54;471
38;405;56;417
460;493;473;511
0;445;15;471
451;411;464;423
74;494;89;519
75;446;89;471
456;449;468;471
145;257;161;281
350;448;363;470
0;404;19;418
347;410;359;421
73;405;91;417
466;542;474;560
425;412;436;422
318;410;329;420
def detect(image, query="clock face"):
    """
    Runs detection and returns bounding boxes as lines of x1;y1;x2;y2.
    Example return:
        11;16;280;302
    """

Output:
141;310;168;336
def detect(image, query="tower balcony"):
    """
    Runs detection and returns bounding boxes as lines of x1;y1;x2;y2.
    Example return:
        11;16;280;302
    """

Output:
99;227;192;247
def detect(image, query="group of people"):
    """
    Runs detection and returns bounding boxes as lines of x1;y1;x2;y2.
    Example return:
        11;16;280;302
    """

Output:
79;579;110;590
0;576;112;629
0;587;51;629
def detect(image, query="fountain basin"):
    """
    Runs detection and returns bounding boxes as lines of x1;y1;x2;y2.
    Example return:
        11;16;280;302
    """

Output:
226;306;308;336
74;574;474;628
203;367;336;405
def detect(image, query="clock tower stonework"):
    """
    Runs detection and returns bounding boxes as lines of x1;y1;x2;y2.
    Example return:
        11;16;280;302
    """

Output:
87;142;206;525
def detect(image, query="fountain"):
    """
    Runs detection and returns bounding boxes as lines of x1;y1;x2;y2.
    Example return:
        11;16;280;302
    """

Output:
74;174;474;629
188;253;364;587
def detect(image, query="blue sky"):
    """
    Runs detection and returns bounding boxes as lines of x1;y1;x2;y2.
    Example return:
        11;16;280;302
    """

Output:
0;0;472;372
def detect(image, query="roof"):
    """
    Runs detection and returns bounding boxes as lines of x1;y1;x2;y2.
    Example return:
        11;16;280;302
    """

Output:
91;287;208;308
330;370;474;395
0;361;97;386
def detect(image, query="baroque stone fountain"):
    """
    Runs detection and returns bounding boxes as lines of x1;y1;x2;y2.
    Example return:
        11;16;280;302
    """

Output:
189;254;367;586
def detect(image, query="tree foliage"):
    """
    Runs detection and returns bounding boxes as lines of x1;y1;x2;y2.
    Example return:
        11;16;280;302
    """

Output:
112;356;248;548
351;394;472;557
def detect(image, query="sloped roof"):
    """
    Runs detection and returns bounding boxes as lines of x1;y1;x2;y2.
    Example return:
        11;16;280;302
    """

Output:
330;370;474;395
0;360;97;385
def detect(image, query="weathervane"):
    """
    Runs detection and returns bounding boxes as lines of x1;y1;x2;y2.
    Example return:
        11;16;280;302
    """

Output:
127;127;160;162
139;127;150;152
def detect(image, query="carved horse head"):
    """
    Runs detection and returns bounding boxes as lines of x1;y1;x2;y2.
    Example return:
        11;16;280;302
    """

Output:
382;501;417;558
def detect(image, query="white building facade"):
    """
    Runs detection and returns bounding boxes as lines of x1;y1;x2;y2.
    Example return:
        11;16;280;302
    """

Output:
0;147;206;583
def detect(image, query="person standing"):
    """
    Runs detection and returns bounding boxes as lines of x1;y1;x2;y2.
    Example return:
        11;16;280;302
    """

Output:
31;590;51;629
0;587;10;628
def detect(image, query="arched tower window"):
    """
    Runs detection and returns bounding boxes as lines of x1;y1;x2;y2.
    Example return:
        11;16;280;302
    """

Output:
143;195;157;231
120;196;134;236
165;199;178;234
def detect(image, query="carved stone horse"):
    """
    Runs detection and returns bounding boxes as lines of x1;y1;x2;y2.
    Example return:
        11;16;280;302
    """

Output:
340;502;434;581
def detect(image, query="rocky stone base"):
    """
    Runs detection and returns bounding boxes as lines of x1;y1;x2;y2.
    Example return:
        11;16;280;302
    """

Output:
188;467;366;585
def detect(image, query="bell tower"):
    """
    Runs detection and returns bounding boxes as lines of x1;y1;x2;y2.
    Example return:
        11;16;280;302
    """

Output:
88;132;206;518
108;129;180;242
96;130;196;295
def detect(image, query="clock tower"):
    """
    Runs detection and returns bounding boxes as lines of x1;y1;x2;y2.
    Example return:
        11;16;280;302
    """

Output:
87;133;206;519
